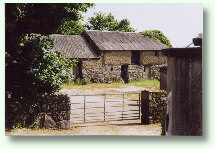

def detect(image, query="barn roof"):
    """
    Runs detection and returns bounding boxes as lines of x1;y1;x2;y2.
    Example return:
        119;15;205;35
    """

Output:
83;30;168;51
50;34;99;59
48;30;168;59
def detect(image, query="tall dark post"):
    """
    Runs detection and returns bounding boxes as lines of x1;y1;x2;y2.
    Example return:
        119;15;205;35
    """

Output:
141;90;150;125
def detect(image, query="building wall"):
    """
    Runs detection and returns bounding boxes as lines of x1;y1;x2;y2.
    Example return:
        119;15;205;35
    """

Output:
82;59;122;83
73;50;167;83
81;51;132;83
102;51;132;65
140;51;167;65
166;50;202;136
127;65;149;82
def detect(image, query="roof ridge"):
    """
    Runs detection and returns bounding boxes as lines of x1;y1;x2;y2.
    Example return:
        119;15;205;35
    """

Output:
84;30;167;51
50;34;80;37
85;30;139;34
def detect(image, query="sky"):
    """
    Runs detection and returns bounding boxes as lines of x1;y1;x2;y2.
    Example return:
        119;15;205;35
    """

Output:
83;3;203;48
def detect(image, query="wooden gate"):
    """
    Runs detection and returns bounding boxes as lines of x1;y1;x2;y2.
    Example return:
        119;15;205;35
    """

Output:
70;93;140;124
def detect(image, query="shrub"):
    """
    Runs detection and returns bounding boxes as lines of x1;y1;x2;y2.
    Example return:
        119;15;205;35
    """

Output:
5;36;77;128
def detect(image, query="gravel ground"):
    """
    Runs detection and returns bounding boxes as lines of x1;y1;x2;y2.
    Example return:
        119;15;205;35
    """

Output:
6;123;161;136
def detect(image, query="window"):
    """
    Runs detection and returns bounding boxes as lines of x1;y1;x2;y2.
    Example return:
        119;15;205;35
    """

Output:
155;51;159;57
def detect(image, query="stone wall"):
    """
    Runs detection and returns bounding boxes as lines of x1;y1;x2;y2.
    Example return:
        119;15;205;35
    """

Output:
127;65;149;82
140;51;167;65
102;51;131;65
82;59;121;83
141;90;167;124
34;94;71;129
81;62;152;83
73;50;167;83
81;61;166;83
150;64;167;79
81;51;131;83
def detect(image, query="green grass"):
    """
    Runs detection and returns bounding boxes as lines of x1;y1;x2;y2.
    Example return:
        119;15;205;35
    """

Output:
63;78;160;90
125;78;160;89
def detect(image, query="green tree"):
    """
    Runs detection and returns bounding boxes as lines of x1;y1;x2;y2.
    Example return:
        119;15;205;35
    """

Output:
56;19;85;35
85;12;136;32
140;30;172;48
5;3;93;128
6;36;78;128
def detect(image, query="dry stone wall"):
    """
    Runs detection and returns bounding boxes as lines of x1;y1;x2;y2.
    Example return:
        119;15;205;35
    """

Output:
141;90;167;124
81;51;131;83
82;62;150;83
82;60;122;83
127;65;148;82
81;61;166;83
74;51;167;83
150;64;167;79
148;91;167;124
103;51;131;65
34;94;71;129
140;51;167;65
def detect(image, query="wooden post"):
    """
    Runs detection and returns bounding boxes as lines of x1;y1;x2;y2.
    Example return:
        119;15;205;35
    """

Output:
141;90;150;125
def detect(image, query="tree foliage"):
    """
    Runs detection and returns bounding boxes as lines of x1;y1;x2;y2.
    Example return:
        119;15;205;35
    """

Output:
6;3;94;35
56;19;85;35
6;36;78;128
84;12;136;32
5;3;93;128
140;30;172;48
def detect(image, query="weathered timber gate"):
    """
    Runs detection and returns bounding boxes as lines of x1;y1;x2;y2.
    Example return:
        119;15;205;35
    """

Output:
70;93;140;123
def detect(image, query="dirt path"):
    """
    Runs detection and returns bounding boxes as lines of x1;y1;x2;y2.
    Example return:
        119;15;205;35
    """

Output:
6;123;161;136
60;85;156;95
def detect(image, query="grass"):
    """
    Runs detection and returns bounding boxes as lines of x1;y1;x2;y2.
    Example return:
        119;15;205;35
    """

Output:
63;78;160;90
125;78;160;89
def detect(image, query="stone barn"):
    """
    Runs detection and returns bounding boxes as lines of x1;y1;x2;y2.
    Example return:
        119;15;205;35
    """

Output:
51;30;168;83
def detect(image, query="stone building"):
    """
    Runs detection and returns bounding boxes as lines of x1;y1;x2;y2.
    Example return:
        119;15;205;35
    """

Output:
51;30;168;83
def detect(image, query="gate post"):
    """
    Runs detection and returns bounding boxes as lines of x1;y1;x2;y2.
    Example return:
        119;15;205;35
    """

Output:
141;90;150;125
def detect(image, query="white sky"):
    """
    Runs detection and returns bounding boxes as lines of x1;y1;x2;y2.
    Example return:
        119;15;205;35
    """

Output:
83;3;203;48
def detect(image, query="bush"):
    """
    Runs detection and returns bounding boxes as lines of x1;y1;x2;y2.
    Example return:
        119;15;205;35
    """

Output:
5;36;77;129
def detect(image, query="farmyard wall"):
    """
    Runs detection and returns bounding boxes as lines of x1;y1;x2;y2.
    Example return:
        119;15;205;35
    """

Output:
141;90;167;124
140;51;167;65
33;94;71;129
102;51;131;65
81;51;131;83
74;51;167;83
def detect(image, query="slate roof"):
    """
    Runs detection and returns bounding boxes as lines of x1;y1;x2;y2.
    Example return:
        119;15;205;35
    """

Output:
50;34;99;59
83;30;168;51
